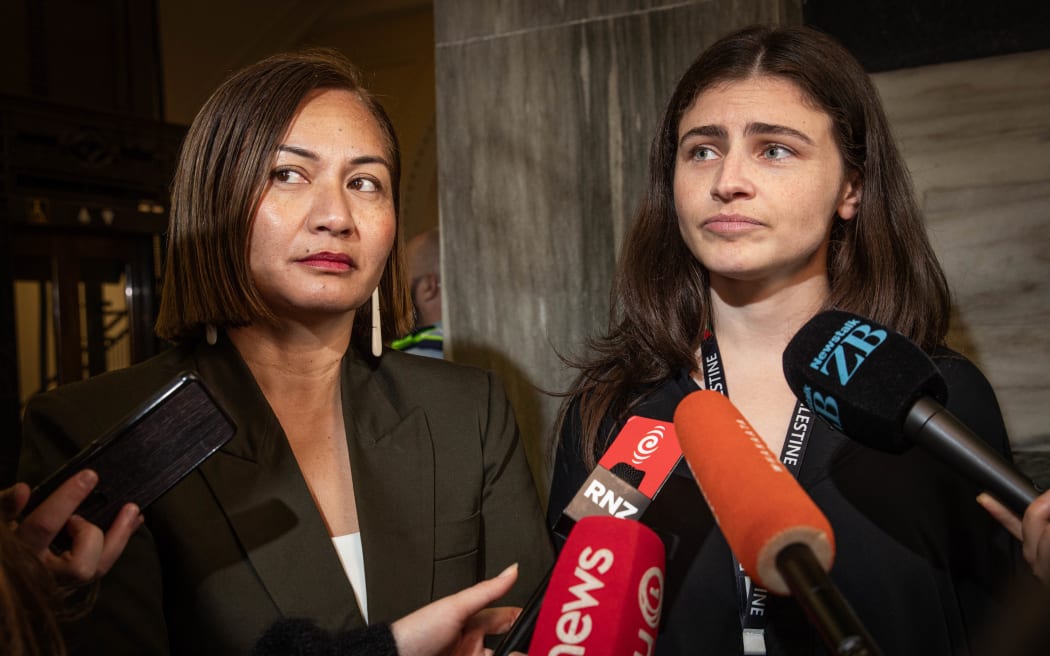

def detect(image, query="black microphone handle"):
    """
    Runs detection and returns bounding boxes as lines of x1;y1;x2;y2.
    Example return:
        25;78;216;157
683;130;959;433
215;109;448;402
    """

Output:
776;543;883;656
492;565;552;656
905;397;1038;516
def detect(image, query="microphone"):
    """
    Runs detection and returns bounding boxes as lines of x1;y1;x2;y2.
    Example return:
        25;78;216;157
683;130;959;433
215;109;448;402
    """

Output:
496;416;681;655
782;309;1037;515
674;390;881;656
527;515;665;656
553;416;684;538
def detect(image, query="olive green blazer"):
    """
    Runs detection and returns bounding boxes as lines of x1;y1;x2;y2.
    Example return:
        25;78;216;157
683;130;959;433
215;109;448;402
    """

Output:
19;334;553;655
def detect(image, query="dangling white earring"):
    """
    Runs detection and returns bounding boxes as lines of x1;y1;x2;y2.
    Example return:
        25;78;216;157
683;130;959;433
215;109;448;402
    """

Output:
205;324;218;346
371;286;382;357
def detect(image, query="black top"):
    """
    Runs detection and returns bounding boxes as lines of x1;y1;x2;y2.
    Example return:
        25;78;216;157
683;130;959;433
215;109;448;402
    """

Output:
548;349;1021;655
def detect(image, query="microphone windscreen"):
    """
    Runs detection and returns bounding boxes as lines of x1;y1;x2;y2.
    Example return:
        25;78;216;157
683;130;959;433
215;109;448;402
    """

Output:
608;462;645;489
674;390;834;595
782;310;948;453
528;516;665;656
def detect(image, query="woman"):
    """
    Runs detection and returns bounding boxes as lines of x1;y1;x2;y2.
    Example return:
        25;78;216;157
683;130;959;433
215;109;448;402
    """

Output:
18;49;551;655
549;25;1017;655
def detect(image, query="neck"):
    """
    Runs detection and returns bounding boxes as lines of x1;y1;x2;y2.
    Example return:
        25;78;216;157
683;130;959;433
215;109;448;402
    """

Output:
226;316;353;399
415;304;441;330
708;273;829;356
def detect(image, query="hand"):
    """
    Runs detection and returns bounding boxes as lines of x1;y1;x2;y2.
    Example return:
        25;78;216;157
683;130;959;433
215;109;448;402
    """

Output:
391;563;522;656
0;469;143;585
978;490;1050;584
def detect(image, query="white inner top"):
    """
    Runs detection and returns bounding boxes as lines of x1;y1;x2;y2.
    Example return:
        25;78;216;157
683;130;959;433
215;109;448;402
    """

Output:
331;532;368;624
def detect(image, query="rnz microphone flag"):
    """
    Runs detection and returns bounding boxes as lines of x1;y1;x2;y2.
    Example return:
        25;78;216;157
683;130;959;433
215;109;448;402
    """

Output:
528;515;665;656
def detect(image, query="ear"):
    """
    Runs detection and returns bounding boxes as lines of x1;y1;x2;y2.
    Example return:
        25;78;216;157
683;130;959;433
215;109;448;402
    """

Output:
836;171;862;220
417;272;440;302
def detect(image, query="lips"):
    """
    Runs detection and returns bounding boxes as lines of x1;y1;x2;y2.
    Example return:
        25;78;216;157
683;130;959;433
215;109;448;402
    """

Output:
701;213;763;233
297;251;354;271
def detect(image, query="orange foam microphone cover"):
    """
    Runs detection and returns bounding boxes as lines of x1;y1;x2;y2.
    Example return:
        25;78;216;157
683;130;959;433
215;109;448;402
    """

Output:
673;390;834;595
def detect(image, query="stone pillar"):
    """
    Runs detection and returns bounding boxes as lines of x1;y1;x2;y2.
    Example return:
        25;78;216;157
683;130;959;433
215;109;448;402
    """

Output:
434;0;800;498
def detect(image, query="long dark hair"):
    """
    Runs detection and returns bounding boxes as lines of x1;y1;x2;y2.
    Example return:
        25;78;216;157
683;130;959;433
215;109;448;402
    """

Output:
155;48;412;351
561;25;951;466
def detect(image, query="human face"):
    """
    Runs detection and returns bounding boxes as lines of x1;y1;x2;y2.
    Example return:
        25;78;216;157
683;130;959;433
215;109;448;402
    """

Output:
249;88;396;322
673;76;860;290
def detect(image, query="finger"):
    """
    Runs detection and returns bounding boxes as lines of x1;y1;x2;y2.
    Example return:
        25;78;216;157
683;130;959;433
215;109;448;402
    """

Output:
16;470;98;552
463;607;521;636
1034;527;1049;583
1035;525;1050;584
977;492;1023;541
1024;490;1050;526
49;514;105;584
444;563;520;617
97;503;143;575
1021;492;1050;570
0;483;31;523
450;611;519;656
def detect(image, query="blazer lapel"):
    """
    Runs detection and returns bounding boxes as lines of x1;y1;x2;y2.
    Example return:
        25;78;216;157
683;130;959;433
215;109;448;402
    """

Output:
189;336;365;631
341;351;435;624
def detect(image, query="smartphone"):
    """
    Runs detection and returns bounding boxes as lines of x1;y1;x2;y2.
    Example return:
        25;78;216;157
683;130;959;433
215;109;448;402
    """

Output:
22;370;236;549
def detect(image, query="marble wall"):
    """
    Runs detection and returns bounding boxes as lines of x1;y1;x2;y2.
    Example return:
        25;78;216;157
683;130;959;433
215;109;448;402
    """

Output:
873;50;1050;484
434;0;1050;495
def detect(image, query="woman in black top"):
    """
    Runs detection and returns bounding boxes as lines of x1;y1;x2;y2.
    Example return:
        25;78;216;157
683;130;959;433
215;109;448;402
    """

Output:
549;25;1017;655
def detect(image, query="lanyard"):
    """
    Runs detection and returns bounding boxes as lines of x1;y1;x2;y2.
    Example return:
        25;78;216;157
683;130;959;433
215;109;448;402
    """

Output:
699;333;814;655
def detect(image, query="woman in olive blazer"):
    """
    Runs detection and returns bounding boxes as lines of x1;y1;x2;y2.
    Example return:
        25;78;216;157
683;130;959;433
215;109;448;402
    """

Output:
20;336;550;655
18;49;551;655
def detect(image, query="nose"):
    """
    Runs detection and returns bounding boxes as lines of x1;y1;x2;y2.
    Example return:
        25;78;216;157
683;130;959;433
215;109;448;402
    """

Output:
309;180;355;237
710;150;755;203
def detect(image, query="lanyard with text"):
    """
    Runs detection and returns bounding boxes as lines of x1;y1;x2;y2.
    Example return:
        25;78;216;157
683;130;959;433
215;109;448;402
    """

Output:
699;333;814;655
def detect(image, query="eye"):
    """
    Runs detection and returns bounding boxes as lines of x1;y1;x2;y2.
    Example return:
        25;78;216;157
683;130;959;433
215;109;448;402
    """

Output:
762;144;793;160
272;168;307;184
688;145;719;162
349;177;381;192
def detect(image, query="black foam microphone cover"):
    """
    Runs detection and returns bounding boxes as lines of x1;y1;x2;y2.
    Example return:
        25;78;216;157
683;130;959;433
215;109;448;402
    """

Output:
783;310;948;453
608;462;646;488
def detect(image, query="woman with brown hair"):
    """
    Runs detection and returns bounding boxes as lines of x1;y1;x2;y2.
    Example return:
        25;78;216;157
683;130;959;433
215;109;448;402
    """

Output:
19;49;551;655
549;25;1016;654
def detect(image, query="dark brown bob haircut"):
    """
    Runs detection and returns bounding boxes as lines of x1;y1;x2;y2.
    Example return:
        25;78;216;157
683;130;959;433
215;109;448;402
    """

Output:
563;25;952;465
155;48;412;350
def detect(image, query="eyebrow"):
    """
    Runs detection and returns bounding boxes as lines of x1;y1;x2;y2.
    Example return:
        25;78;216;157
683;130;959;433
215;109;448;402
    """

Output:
745;122;814;145
678;122;814;149
678;125;727;149
276;144;392;170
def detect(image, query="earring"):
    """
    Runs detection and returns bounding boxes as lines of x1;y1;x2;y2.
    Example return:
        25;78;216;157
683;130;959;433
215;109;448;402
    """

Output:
205;323;218;346
371;286;382;357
